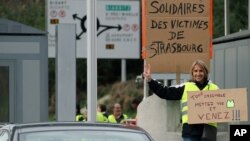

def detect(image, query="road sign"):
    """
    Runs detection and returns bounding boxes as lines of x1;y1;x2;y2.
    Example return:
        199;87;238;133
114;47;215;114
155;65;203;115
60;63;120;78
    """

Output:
46;0;141;59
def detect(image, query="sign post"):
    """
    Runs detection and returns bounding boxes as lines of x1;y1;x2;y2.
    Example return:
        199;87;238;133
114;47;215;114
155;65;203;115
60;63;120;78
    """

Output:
87;0;97;123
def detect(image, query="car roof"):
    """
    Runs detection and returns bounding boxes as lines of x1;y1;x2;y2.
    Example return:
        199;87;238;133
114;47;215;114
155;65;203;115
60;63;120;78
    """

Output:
0;122;154;141
0;122;153;141
1;122;147;133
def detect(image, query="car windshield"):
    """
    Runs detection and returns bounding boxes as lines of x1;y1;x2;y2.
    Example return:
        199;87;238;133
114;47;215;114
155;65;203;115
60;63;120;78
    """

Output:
19;130;151;141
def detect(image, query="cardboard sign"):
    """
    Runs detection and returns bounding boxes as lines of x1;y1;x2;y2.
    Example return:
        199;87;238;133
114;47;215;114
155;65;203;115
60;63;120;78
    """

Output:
187;88;248;124
142;0;212;73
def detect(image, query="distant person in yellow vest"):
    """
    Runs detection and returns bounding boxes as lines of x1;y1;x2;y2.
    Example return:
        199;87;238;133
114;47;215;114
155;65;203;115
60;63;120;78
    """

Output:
108;103;128;124
80;108;108;122
96;111;108;122
143;60;219;141
97;104;109;122
75;104;84;121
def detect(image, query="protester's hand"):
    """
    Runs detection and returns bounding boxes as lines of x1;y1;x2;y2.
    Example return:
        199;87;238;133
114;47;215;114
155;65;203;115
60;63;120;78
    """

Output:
143;63;151;82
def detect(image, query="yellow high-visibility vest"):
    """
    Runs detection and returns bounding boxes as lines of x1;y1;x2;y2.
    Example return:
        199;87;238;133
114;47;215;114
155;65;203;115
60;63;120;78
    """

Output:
96;112;108;122
108;114;128;124
76;114;84;121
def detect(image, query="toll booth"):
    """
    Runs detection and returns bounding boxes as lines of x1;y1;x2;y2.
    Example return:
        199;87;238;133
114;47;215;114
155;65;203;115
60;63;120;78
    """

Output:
0;18;48;123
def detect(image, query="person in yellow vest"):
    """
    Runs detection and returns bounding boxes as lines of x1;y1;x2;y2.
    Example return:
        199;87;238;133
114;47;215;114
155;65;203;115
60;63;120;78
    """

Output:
108;103;128;124
76;104;85;121
96;111;108;122
78;107;108;122
97;104;109;122
143;60;218;141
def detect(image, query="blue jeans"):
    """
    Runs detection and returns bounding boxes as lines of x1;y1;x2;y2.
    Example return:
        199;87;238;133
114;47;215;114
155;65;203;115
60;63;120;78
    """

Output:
183;137;201;141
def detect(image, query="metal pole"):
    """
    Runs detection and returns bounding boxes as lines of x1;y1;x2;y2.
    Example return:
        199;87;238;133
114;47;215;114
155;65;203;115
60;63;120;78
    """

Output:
249;0;250;29
87;0;97;122
121;59;126;82
224;0;230;35
143;60;148;99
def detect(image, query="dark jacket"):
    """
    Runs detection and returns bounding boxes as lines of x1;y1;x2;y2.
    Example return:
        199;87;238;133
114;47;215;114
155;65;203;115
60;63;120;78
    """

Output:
148;79;210;138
